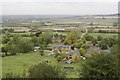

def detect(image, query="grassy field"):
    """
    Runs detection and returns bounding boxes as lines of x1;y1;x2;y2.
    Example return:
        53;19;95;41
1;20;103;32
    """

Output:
2;51;80;78
2;51;57;77
88;33;118;38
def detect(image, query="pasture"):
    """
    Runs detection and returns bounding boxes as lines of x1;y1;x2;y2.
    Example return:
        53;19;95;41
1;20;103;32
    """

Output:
88;33;118;38
2;51;81;78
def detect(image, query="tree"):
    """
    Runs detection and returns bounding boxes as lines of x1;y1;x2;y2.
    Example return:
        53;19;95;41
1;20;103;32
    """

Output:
97;36;103;41
35;31;42;37
1;46;8;56
74;42;83;49
79;48;87;56
39;44;46;56
81;44;90;50
91;38;98;46
56;56;62;63
108;37;117;47
28;62;66;78
79;53;119;78
6;44;18;55
18;38;34;53
64;30;79;45
31;36;39;46
5;34;34;55
99;38;109;50
110;45;118;54
2;31;11;44
84;35;93;41
100;43;108;50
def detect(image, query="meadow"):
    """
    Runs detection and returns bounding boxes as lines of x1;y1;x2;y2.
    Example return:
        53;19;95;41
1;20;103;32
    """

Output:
2;51;80;78
88;33;118;38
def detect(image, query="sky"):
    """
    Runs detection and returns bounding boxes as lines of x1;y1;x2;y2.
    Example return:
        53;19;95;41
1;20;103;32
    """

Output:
0;0;119;15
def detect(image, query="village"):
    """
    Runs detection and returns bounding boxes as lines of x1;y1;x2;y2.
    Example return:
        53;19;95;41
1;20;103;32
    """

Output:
0;12;119;78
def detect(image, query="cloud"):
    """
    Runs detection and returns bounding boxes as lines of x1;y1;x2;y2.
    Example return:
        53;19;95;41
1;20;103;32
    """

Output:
2;2;118;15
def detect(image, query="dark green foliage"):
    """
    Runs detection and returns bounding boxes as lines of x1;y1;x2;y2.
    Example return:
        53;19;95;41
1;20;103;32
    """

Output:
1;46;8;56
79;53;119;78
99;38;108;50
31;36;39;46
74;42;83;49
39;44;46;56
79;48;87;56
6;44;18;55
81;44;90;50
99;37;118;50
5;34;34;55
2;28;14;34
108;37;117;47
2;31;11;44
64;30;79;45
18;38;34;53
56;56;63;62
28;62;66;78
91;38;98;46
110;45;118;54
99;43;108;50
85;35;93;41
97;35;103;41
55;53;66;59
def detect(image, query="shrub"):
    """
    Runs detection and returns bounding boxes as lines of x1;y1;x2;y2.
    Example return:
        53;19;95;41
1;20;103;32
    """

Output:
74;42;83;48
97;36;103;41
110;45;118;54
79;48;87;56
79;53;119;79
28;62;66;78
56;56;63;62
85;35;93;41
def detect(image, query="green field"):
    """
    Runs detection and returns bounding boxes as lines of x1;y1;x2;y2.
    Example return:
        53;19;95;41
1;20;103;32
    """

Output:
2;51;80;78
2;51;56;77
88;33;118;38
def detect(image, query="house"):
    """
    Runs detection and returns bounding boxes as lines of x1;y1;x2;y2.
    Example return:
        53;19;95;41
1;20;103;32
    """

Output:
102;50;111;54
52;45;69;53
67;48;81;60
84;46;101;57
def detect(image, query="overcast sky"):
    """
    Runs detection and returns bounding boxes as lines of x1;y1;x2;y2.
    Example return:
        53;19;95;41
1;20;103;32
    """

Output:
1;0;119;15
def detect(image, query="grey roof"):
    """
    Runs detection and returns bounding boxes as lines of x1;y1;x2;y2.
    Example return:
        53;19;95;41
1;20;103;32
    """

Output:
88;47;100;52
102;50;111;54
54;45;69;49
84;53;92;57
68;48;80;56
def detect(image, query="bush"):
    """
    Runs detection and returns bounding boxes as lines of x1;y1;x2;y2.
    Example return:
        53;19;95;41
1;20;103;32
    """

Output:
85;35;93;41
79;48;87;56
74;42;83;48
97;36;103;41
79;53;119;78
110;45;118;54
56;56;63;62
81;44;90;50
28;62;66;78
